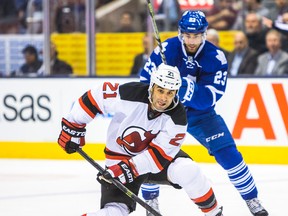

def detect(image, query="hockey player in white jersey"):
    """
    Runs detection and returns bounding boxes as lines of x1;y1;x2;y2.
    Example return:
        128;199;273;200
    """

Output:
140;10;268;216
57;64;223;216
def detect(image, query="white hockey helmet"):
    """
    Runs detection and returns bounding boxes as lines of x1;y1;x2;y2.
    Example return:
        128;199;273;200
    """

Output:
149;63;182;91
148;63;182;112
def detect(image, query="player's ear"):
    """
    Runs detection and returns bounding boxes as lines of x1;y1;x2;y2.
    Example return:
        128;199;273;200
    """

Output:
202;30;207;40
178;29;183;41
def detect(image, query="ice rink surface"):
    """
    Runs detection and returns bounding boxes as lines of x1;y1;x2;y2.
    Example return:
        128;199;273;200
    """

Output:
0;159;287;216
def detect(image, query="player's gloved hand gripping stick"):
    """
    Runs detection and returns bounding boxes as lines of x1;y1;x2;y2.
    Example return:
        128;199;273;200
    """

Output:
101;159;139;184
58;118;86;154
76;148;163;216
58;118;161;214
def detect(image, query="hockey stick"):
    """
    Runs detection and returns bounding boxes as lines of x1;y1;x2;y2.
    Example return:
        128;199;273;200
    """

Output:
146;0;167;64
76;148;162;216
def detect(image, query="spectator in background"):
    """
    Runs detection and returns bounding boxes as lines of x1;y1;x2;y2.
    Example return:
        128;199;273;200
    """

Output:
262;0;277;8
263;11;288;32
266;0;288;21
37;42;73;76
233;0;270;30
0;0;20;34
14;45;43;76
26;0;43;34
115;11;136;32
262;12;288;50
227;31;259;76
0;17;19;34
55;0;86;33
255;29;288;75
244;12;268;54
38;42;73;76
14;0;29;33
156;0;182;31
130;34;154;76
206;28;230;57
205;0;238;30
50;42;73;75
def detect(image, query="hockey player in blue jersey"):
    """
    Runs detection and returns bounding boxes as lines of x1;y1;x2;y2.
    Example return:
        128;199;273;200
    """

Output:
140;10;269;216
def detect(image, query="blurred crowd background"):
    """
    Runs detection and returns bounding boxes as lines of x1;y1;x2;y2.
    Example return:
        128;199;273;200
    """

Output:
1;0;288;77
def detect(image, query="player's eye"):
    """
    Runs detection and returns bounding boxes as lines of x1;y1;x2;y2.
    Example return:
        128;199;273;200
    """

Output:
167;91;175;96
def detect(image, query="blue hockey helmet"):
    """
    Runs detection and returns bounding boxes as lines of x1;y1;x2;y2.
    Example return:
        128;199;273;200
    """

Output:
178;10;208;34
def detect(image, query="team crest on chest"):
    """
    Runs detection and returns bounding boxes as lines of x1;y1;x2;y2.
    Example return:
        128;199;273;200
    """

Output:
116;126;158;156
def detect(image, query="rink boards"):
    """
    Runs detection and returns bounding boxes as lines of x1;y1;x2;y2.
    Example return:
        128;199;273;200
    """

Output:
0;77;287;164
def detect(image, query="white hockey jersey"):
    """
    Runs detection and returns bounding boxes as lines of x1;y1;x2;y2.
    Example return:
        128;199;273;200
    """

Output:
66;82;187;175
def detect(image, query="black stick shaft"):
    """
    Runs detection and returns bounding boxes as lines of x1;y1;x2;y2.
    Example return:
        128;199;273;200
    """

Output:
76;148;162;216
146;0;167;64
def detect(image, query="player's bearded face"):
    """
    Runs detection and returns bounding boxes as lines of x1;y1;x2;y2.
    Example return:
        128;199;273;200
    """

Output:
150;85;176;112
182;32;203;53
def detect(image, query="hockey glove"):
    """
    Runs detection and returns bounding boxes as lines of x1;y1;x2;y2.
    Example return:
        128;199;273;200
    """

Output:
101;160;139;184
178;77;195;104
58;118;86;154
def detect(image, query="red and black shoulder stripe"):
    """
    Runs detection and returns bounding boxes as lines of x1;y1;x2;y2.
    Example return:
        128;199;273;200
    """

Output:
79;90;103;118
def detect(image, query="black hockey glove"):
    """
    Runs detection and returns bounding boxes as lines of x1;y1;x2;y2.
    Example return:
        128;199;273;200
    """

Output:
58;118;86;154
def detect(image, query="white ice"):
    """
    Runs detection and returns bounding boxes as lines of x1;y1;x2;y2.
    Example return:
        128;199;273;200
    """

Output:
0;159;287;216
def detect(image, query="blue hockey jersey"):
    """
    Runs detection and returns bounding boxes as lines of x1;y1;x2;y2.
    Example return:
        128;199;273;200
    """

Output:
140;36;228;118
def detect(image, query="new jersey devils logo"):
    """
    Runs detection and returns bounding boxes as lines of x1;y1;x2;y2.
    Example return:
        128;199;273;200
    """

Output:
116;126;158;156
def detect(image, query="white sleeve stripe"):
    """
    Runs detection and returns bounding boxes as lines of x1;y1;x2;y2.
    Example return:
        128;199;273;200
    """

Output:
140;76;148;82
205;85;224;106
66;101;94;124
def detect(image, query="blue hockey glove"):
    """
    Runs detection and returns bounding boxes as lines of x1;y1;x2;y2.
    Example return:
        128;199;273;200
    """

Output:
178;77;195;103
